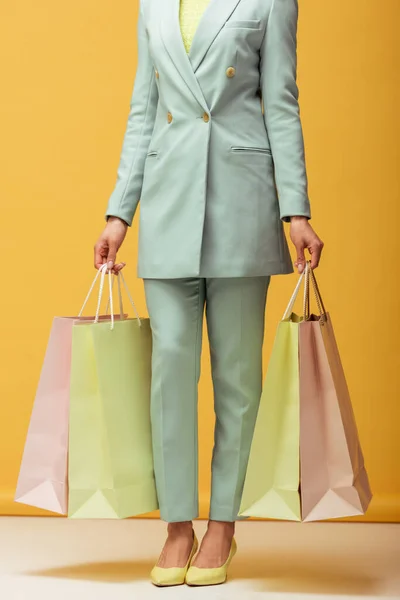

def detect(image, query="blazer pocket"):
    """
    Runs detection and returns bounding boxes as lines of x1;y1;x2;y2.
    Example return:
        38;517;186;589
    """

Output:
230;146;272;155
224;19;261;29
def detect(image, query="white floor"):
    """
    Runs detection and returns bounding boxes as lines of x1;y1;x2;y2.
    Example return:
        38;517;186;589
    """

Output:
0;518;398;600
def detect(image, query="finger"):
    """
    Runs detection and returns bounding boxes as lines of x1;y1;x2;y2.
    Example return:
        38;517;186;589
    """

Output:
294;246;306;274
309;239;324;269
94;242;105;270
112;262;126;274
106;241;118;270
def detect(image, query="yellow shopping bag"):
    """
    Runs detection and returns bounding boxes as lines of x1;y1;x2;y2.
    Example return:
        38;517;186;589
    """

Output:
68;265;158;519
239;291;302;521
239;265;310;520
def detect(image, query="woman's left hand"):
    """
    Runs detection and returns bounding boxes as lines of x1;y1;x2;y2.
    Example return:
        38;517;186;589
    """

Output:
289;216;324;273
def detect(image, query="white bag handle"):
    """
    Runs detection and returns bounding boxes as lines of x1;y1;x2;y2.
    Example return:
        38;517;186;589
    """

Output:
118;270;142;324
105;271;124;321
78;264;142;330
282;261;310;321
308;265;327;324
282;261;327;323
105;270;141;325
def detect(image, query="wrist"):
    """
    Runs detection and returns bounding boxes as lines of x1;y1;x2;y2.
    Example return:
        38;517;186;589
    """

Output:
289;215;308;223
107;216;128;227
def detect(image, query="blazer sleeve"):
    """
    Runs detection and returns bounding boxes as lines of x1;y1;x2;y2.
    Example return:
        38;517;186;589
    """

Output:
260;0;311;222
105;2;158;226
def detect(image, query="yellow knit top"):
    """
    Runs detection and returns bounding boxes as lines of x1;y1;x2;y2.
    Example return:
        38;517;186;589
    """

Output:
179;0;212;53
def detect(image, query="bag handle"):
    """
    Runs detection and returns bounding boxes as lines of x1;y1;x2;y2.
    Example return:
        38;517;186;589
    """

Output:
78;263;114;319
282;261;327;323
104;270;124;321
78;264;142;330
308;264;327;324
303;260;311;321
282;262;309;320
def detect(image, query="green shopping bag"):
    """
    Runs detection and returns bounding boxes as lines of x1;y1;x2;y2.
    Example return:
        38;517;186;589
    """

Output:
68;265;158;518
238;270;309;521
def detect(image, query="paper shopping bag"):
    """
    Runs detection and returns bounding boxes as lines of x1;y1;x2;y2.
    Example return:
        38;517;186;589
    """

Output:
299;268;372;521
14;317;73;514
68;265;158;518
238;314;302;521
14;267;128;514
240;262;372;521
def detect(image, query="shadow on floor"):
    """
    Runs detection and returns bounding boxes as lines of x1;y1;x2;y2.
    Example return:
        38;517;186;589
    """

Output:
26;560;154;583
26;554;385;595
231;552;383;596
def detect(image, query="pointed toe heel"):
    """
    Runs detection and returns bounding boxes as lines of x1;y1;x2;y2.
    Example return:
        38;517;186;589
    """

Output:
150;533;199;587
185;537;237;586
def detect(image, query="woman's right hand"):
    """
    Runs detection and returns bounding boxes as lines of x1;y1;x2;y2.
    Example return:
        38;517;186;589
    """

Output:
94;216;128;273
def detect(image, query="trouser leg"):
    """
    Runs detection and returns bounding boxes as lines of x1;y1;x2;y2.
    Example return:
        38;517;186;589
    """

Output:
205;276;270;522
143;278;205;522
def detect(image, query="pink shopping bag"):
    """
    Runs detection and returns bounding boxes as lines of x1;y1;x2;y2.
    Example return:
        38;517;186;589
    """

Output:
299;266;372;521
15;267;127;514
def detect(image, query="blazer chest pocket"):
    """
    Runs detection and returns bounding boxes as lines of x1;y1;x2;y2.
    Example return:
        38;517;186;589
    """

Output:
224;19;261;29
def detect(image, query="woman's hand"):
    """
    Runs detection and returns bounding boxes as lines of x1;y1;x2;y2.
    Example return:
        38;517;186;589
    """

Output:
94;217;128;273
289;216;324;273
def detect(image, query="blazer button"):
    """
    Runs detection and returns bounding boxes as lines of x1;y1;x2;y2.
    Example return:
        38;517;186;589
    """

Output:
203;112;210;123
226;66;236;78
167;111;173;123
155;68;159;78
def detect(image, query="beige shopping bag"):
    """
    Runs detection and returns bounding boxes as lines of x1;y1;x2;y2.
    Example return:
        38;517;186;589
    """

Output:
299;266;372;521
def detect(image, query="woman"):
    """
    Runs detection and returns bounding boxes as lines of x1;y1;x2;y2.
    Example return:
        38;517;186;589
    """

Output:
94;0;324;587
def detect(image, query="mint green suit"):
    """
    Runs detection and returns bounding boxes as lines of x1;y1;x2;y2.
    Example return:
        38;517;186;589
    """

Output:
144;276;270;522
104;0;311;521
105;0;311;278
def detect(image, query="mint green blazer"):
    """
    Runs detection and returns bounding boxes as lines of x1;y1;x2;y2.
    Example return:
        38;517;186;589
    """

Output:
105;0;312;278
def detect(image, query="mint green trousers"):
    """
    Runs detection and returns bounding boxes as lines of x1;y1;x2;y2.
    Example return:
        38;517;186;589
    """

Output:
143;277;271;522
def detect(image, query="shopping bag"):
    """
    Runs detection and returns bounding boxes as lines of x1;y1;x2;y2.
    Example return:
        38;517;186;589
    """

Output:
299;266;372;521
238;274;305;521
14;316;73;514
239;262;372;521
68;264;158;519
14;271;127;514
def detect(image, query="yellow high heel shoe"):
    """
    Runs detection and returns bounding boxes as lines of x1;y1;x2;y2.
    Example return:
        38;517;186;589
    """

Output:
150;532;199;587
185;537;237;586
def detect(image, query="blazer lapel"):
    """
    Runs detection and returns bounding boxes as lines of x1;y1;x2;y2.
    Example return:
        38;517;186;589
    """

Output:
159;0;208;111
188;0;243;72
159;0;243;112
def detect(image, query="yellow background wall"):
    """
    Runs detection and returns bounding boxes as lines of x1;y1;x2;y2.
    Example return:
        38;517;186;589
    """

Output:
1;0;399;522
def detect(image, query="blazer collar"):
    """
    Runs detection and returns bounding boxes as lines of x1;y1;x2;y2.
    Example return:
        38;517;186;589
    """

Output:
159;0;243;112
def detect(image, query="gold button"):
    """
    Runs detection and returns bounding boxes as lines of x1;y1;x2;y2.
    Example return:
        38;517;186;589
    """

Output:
155;68;159;78
167;111;173;123
226;66;236;78
203;112;210;123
